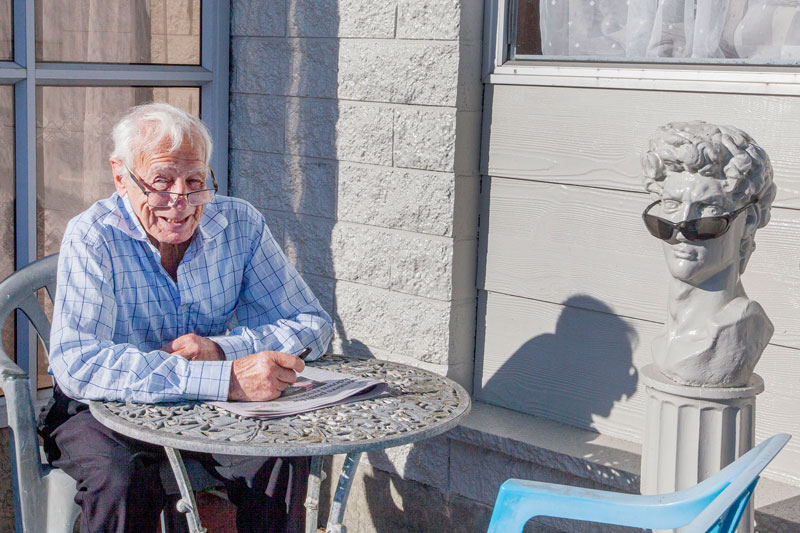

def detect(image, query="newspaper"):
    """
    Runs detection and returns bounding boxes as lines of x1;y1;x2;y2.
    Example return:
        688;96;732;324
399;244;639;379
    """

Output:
211;366;387;419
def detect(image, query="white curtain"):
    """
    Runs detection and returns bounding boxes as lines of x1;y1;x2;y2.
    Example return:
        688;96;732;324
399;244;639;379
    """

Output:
540;0;800;61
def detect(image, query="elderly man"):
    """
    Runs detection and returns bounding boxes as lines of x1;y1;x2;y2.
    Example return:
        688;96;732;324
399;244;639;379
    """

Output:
640;121;776;387
38;103;333;532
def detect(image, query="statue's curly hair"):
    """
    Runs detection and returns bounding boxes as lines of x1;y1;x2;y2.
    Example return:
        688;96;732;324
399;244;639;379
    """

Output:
641;121;776;273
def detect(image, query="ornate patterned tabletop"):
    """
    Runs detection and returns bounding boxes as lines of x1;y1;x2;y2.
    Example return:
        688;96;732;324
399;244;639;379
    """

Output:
89;356;471;533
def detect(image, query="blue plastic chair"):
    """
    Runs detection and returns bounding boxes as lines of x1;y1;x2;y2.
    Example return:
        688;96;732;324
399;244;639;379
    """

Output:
487;433;790;533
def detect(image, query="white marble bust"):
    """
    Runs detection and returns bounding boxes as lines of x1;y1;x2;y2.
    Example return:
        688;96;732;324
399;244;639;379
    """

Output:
641;121;777;387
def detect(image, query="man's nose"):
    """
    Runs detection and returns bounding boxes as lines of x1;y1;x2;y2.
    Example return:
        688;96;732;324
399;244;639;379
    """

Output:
169;180;191;207
171;194;189;208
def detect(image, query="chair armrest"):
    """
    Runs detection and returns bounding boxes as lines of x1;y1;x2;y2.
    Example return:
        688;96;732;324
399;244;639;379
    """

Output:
0;349;27;384
487;479;706;532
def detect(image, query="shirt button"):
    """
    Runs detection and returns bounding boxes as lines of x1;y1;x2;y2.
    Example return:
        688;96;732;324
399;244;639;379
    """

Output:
179;304;188;312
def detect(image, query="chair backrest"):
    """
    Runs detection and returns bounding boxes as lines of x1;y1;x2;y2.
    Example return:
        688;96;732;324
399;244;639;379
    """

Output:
0;253;60;531
687;433;791;532
486;434;790;532
0;253;59;356
1;253;215;531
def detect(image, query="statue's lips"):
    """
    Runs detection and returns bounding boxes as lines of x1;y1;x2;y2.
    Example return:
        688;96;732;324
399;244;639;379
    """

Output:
672;248;698;260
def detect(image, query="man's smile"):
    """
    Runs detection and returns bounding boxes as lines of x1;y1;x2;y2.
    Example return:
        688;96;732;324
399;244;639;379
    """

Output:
157;214;194;229
161;215;190;223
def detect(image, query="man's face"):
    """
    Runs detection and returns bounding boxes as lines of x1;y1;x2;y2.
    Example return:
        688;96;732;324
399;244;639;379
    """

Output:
658;171;746;286
113;136;207;246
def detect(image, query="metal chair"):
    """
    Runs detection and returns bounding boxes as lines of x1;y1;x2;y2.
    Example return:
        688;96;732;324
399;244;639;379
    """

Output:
0;253;223;532
487;433;791;532
0;253;80;532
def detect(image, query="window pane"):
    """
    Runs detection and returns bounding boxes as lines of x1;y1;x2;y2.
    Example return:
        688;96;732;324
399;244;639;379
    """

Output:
515;0;800;64
0;1;11;60
36;0;201;65
35;86;199;387
515;0;541;56
0;85;14;370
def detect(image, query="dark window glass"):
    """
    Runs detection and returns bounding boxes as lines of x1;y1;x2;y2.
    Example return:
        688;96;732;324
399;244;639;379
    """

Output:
0;1;11;59
0;85;14;379
36;0;201;65
514;0;541;56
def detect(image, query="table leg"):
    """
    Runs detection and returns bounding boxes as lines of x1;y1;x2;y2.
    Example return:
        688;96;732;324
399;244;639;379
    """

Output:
326;451;362;533
164;446;207;533
305;455;325;533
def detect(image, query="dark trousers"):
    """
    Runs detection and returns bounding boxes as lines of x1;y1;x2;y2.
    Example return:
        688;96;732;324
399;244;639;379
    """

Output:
40;396;309;533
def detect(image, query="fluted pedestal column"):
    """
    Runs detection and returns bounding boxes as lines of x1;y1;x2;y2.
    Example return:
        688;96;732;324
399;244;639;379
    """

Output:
640;364;764;533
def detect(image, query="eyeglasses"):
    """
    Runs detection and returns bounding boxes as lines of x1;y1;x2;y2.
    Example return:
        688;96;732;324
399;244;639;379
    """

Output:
642;198;757;242
124;165;218;208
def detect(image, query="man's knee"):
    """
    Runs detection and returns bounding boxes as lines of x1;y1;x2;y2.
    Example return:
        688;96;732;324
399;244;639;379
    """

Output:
51;411;163;497
83;450;162;498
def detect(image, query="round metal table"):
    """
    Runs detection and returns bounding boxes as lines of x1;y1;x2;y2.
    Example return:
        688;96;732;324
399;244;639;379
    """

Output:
89;356;471;533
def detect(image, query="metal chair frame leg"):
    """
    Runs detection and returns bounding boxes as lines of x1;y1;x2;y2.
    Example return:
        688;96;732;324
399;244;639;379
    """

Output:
305;455;325;533
160;449;364;533
164;446;207;533
326;452;362;533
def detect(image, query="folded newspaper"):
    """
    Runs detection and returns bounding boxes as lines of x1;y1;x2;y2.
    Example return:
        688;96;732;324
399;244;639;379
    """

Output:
211;365;387;419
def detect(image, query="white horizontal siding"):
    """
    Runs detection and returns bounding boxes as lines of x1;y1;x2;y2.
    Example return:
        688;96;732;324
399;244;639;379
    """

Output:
479;178;800;349
482;84;800;208
478;83;800;485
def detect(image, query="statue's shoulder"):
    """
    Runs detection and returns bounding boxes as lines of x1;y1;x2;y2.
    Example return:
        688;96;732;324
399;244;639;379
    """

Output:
660;297;774;387
709;297;773;334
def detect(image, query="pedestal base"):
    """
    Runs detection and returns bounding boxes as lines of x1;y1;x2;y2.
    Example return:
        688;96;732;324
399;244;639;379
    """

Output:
640;364;764;532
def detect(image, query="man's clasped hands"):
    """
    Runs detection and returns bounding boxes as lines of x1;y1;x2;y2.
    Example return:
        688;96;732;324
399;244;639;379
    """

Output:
160;333;306;401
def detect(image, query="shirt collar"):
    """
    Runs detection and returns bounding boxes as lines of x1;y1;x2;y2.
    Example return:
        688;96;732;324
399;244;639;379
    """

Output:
102;193;228;244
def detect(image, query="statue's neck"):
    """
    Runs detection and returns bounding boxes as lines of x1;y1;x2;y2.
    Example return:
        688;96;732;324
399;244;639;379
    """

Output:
667;265;744;335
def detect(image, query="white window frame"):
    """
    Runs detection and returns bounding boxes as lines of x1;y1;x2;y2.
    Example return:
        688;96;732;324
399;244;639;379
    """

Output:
0;0;230;419
484;0;800;96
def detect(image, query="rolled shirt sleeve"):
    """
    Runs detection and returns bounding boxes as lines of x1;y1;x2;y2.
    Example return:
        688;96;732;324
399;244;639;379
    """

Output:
209;216;333;363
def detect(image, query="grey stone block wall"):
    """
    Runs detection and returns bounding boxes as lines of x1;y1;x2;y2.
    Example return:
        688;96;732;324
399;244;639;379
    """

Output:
229;0;482;384
229;1;483;529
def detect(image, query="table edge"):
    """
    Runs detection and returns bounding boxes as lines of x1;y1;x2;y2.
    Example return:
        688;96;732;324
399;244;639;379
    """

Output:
88;360;472;456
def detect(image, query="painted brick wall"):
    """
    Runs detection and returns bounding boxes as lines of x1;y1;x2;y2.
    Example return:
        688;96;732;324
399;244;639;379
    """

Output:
229;0;483;389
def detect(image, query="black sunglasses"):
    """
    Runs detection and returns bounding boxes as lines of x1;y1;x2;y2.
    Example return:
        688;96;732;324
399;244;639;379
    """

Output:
642;198;757;242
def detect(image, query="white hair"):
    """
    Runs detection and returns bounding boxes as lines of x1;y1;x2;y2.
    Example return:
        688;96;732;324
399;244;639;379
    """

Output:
110;102;213;170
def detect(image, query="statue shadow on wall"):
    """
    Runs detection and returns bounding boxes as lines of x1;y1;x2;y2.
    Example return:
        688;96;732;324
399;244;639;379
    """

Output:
355;295;640;531
481;294;639;443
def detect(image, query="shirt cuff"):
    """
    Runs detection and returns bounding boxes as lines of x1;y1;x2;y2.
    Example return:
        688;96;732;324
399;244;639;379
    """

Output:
185;360;233;401
208;334;252;361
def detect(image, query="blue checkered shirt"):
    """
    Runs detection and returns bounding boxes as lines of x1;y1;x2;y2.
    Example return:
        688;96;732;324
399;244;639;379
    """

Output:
49;193;333;404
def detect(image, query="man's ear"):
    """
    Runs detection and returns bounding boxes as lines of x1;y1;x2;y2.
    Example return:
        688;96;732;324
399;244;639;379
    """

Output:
110;158;127;197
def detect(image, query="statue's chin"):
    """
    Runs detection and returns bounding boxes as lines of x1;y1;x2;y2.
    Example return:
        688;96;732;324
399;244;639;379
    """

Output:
652;298;774;388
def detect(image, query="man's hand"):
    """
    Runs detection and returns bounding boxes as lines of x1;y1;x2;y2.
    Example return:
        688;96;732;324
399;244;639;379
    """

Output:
161;334;225;362
228;351;306;401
